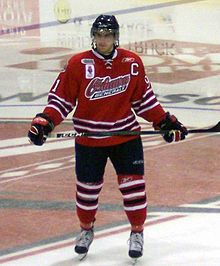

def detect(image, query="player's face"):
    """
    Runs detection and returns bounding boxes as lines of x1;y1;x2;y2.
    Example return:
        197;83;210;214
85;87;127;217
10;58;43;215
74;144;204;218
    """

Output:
94;32;115;55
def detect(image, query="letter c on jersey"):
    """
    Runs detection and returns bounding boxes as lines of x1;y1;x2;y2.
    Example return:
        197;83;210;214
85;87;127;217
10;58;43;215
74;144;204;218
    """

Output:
131;63;139;76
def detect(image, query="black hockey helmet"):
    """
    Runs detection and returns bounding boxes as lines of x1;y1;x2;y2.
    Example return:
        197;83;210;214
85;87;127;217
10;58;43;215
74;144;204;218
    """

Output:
91;15;119;48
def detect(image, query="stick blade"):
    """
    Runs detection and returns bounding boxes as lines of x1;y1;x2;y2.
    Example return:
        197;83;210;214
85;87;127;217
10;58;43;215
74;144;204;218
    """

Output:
210;121;220;132
189;121;220;133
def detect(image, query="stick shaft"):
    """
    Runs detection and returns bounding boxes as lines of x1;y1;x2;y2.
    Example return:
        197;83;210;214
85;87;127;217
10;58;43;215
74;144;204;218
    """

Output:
48;122;220;138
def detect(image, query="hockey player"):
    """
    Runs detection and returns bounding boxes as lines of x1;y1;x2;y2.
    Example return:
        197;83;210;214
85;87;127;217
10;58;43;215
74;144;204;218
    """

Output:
28;15;188;261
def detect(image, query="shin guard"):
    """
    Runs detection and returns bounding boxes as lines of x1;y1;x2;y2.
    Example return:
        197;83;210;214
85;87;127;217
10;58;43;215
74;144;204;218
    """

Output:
76;180;103;225
118;175;147;227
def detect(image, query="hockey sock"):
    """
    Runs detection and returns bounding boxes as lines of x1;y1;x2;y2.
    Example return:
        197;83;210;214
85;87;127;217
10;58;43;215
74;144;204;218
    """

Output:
76;180;103;227
118;175;147;228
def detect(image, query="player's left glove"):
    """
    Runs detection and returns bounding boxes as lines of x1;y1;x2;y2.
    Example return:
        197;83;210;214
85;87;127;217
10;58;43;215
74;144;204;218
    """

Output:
154;112;188;143
28;113;54;146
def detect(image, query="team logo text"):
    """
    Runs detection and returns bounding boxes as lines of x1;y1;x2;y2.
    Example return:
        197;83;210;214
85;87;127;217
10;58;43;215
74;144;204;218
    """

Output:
85;75;130;100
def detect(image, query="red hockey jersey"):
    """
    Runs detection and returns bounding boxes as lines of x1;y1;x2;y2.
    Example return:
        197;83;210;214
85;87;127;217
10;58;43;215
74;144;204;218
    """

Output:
43;48;166;146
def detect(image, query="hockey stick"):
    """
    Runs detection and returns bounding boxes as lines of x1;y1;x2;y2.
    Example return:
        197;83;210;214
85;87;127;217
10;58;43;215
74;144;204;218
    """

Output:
48;121;220;138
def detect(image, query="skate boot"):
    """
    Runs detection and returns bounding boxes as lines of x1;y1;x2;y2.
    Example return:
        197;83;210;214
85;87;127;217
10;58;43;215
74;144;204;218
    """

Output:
128;231;144;264
74;228;94;260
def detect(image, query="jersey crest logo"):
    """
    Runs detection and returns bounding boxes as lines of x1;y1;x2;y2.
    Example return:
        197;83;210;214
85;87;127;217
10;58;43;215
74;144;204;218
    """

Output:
85;74;130;100
85;64;95;79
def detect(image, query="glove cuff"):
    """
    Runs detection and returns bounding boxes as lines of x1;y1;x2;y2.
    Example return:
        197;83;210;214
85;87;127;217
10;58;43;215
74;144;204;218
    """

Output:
154;112;175;130
35;113;55;133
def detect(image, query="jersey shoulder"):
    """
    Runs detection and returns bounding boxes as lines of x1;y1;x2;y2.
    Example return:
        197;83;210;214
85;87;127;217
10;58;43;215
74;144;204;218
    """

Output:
68;50;94;66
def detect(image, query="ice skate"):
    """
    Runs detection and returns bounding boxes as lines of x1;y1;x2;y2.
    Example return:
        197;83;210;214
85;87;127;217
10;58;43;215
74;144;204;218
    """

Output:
131;258;138;265
74;228;94;260
128;231;144;263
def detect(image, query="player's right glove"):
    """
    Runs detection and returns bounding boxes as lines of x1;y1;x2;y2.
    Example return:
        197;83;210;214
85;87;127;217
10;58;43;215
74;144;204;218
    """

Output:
28;113;54;146
154;112;188;143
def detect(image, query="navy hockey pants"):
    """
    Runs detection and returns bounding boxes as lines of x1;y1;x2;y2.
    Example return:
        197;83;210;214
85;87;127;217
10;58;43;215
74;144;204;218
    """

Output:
75;137;144;183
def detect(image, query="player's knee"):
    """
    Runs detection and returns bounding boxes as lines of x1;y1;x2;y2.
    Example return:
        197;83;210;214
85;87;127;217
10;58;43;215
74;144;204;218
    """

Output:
118;175;146;199
76;180;103;211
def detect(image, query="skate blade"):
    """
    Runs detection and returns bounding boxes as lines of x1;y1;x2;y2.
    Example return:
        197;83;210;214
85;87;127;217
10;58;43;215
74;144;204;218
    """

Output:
78;253;87;261
131;258;138;265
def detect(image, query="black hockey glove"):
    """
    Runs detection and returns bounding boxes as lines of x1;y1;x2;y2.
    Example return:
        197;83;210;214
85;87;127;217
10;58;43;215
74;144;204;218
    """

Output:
28;113;54;146
154;112;188;143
